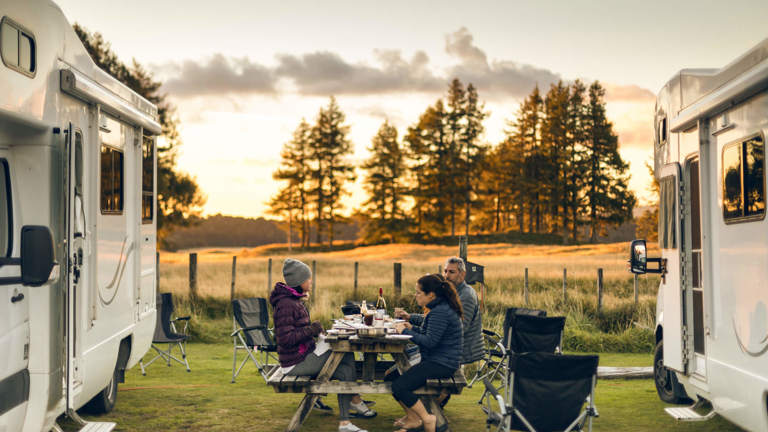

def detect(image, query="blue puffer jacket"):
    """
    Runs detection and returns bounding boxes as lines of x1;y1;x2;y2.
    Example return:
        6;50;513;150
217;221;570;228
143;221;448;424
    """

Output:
403;298;462;371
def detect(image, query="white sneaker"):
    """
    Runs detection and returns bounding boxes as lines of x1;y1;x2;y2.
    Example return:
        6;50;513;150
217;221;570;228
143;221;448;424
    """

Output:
339;422;367;432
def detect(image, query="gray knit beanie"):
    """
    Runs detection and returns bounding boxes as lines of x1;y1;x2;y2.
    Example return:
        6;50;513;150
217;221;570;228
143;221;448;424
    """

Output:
283;258;312;288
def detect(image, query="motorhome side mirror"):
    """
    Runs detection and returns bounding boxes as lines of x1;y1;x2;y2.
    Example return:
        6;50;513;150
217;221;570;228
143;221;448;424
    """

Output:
629;239;647;274
20;225;55;286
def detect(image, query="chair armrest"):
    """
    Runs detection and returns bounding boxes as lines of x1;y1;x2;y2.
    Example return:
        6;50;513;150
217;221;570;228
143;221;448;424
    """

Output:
173;316;191;322
482;329;500;337
230;325;265;337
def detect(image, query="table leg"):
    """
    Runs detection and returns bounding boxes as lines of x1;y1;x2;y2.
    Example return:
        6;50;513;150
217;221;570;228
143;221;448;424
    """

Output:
425;396;449;431
362;353;376;381
285;394;319;432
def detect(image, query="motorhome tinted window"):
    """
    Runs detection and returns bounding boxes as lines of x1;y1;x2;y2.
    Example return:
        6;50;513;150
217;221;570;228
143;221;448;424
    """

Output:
659;176;676;249
722;136;765;222
1;18;35;76
100;145;124;214
142;135;154;223
0;160;10;257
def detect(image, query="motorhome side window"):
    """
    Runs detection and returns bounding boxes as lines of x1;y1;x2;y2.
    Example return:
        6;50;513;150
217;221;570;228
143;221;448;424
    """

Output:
722;135;765;222
659;176;676;249
142;135;153;223
100;145;124;214
0;17;36;77
0;160;11;257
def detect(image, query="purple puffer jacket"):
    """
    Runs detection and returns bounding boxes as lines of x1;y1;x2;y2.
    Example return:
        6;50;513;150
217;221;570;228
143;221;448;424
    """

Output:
269;282;316;367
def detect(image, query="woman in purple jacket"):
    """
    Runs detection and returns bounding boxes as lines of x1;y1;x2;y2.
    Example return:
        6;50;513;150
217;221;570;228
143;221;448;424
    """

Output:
270;258;375;432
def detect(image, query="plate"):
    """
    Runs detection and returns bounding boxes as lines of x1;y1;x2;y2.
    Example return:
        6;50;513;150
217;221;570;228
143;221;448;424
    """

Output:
385;334;413;340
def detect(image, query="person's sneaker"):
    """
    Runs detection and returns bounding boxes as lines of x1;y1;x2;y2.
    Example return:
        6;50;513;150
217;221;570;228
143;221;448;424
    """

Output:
338;422;367;432
349;401;377;418
313;398;333;412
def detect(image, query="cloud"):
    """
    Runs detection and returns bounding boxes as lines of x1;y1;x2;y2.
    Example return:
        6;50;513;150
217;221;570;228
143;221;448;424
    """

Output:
160;54;276;97
274;50;442;95
603;83;655;102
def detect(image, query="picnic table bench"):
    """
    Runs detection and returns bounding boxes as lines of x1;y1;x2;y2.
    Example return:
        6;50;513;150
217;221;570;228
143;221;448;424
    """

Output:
267;333;466;431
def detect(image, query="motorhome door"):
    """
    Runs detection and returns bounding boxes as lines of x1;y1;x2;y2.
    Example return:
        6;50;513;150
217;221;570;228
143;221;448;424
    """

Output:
66;125;86;409
659;163;686;373
0;154;30;430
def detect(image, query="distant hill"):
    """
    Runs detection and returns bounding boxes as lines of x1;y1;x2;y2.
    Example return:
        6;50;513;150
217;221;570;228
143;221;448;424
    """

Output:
162;214;359;251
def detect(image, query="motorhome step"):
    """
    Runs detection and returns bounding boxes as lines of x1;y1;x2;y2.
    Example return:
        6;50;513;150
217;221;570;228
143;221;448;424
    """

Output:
597;366;652;379
78;421;116;432
665;405;716;422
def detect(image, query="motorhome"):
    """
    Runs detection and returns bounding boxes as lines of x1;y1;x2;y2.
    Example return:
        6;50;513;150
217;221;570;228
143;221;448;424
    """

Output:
630;38;768;431
0;1;159;431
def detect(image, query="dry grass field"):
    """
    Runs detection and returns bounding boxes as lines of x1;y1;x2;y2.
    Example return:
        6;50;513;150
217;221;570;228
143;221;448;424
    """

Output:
158;241;661;352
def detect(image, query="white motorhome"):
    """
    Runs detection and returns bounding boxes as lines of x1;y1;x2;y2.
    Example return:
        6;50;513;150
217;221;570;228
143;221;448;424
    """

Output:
630;38;768;431
0;0;159;431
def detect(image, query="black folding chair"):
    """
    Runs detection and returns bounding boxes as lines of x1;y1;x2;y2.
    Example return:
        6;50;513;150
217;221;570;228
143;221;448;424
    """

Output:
469;308;547;388
140;293;191;375
478;313;566;404
230;297;278;383
483;352;599;432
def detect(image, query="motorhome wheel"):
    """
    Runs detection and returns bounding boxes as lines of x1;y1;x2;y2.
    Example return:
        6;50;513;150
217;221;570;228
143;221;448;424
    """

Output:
81;367;119;414
653;341;690;404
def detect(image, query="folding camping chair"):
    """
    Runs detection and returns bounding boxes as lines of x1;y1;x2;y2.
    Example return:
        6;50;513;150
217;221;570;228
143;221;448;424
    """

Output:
140;293;191;375
478;313;566;404
468;307;547;388
230;297;279;383
483;352;599;432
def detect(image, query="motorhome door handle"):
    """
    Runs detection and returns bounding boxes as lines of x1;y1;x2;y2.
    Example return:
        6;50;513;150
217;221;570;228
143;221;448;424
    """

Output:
11;293;24;303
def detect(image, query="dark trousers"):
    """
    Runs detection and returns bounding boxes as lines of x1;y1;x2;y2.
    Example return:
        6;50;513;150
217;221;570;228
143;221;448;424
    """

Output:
391;361;455;408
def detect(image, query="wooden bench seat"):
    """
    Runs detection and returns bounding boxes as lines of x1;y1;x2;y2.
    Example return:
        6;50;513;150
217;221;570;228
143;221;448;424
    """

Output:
267;366;467;396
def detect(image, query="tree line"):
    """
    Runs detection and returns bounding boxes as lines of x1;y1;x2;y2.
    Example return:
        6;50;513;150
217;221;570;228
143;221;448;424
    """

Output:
270;79;636;246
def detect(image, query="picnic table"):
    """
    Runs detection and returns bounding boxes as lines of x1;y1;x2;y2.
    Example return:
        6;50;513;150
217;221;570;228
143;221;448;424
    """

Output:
267;330;466;432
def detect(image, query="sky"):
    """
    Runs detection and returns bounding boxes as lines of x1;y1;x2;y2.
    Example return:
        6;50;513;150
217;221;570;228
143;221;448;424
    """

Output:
55;0;768;218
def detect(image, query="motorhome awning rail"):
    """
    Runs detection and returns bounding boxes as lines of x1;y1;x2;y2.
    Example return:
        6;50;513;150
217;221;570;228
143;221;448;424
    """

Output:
60;69;162;135
670;57;768;133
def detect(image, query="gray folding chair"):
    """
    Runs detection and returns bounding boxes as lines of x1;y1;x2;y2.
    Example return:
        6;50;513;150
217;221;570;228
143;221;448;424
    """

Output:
140;293;191;375
230;297;278;383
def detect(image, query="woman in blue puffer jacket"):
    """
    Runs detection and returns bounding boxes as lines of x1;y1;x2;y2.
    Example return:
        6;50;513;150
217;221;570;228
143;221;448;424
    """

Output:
392;273;463;432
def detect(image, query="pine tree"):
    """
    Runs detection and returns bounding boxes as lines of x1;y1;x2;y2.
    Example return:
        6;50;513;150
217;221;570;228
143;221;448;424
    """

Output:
564;80;589;242
270;120;312;247
362;121;407;242
310;97;355;247
541;81;570;234
582;82;636;242
460;83;489;236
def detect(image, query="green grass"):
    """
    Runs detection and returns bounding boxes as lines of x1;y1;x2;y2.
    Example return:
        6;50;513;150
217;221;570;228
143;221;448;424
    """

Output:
61;343;743;431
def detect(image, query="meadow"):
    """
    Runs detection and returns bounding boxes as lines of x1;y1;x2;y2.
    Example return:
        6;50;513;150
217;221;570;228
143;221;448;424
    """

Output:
159;241;662;353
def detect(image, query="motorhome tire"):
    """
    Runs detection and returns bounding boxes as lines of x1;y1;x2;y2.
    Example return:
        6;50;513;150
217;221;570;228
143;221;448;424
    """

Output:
653;341;690;404
81;366;119;414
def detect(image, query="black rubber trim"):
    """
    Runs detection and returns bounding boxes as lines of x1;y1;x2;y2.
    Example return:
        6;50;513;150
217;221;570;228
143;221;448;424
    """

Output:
0;368;29;415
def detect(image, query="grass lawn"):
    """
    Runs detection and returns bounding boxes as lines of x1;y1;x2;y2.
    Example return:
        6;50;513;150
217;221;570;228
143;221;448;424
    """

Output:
61;343;744;432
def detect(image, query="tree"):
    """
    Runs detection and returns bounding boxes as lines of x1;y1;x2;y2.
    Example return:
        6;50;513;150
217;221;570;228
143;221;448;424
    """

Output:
310;97;356;247
361;121;407;242
541;81;570;234
269;119;312;248
460;83;489;236
635;161;659;241
73;24;205;245
582;82;636;242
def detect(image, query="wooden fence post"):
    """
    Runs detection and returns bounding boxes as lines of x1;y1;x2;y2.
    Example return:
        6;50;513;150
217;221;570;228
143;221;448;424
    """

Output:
562;268;567;302
459;236;468;262
267;258;272;292
634;273;639;305
524;267;529;306
597;268;604;313
394;262;402;298
230;256;237;303
189;252;198;312
312;260;317;299
354;262;359;299
438;264;442;275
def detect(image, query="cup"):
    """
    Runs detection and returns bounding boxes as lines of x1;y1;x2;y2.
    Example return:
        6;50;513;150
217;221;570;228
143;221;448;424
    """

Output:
363;312;374;326
376;309;385;319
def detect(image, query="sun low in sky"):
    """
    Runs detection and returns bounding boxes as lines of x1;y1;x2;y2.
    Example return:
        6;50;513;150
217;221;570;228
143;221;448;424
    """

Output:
56;0;768;218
